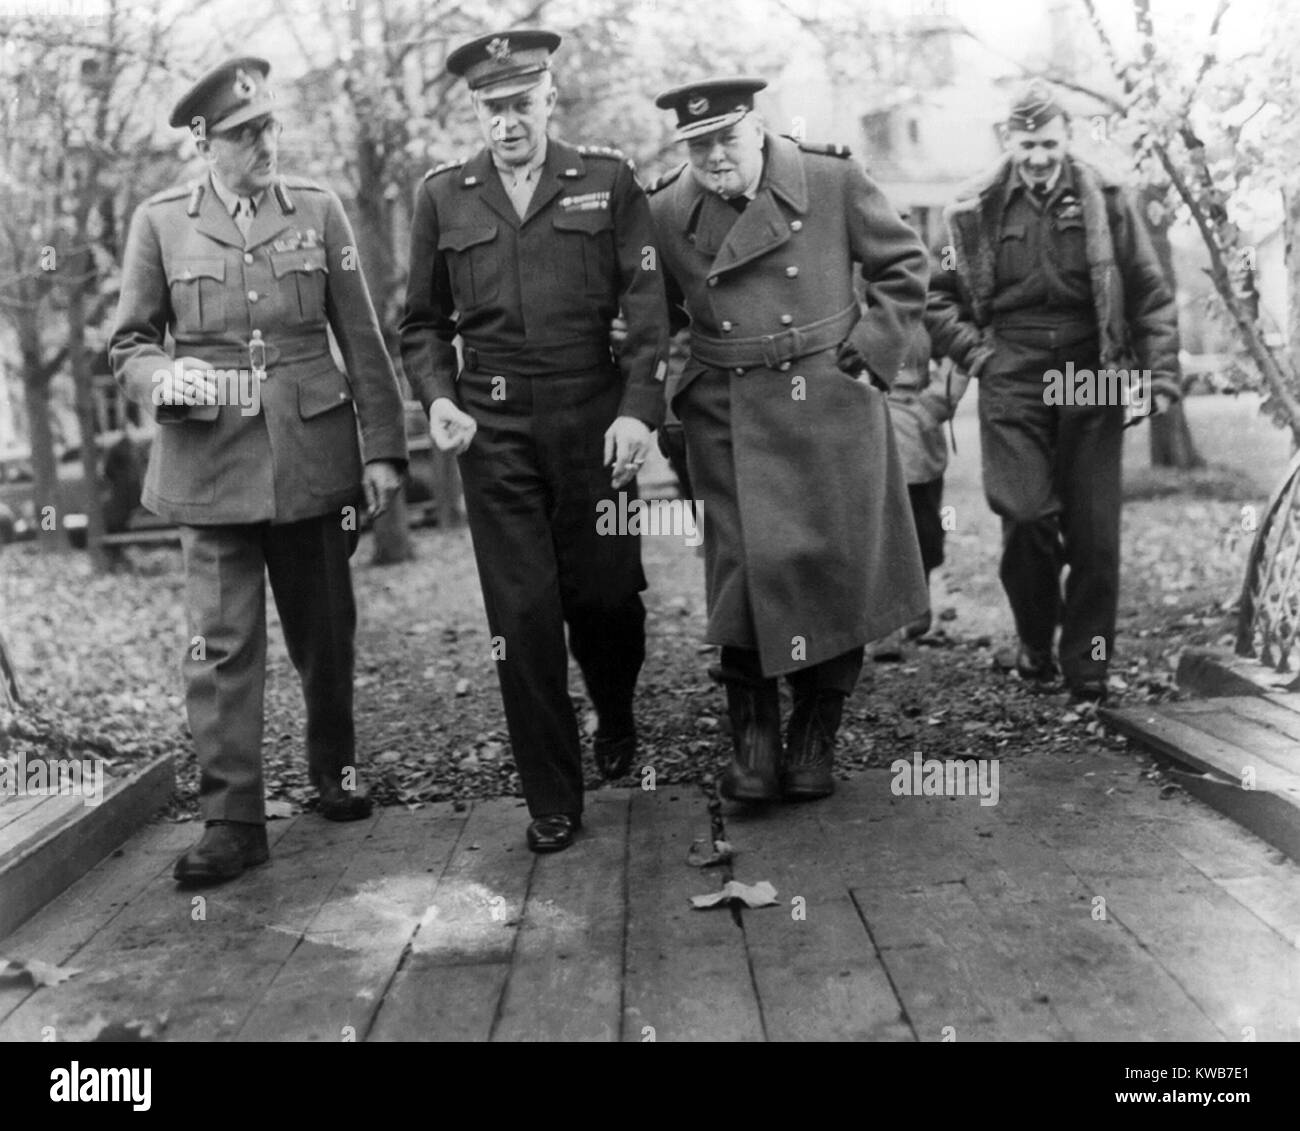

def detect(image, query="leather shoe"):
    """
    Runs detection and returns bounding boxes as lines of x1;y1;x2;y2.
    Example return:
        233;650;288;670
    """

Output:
317;776;373;822
993;643;1058;682
173;821;269;886
594;732;636;780
1068;679;1109;704
526;814;581;854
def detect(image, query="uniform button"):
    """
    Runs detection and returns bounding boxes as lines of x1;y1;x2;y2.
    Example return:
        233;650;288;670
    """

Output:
243;253;254;264
785;266;799;278
707;277;718;287
780;314;794;325
721;320;734;333
734;367;745;376
779;362;791;372
790;220;803;231
247;290;259;302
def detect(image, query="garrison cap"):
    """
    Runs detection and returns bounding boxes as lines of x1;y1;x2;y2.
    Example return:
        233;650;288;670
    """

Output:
655;76;767;141
447;29;561;99
169;57;276;138
1005;80;1067;132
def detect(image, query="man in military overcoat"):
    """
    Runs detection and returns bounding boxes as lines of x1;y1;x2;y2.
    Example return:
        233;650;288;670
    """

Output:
647;78;930;802
110;58;408;884
400;30;669;853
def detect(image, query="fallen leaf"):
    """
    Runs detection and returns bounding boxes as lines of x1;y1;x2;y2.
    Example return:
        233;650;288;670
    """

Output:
0;957;83;987
690;880;778;909
686;837;733;868
265;799;294;819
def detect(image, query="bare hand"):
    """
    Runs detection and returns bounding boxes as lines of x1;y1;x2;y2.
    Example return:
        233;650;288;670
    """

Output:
363;460;403;519
429;397;477;455
152;356;219;407
604;415;652;490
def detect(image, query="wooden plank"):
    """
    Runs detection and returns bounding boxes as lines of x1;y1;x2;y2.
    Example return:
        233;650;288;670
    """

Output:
0;790;57;835
234;804;466;1042
367;797;534;1042
1102;706;1300;799
0;753;176;941
621;787;764;1042
1172;700;1300;778
723;793;910;1041
0;794;84;858
1227;695;1300;749
0;814;359;1042
492;790;629;1042
1172;769;1300;867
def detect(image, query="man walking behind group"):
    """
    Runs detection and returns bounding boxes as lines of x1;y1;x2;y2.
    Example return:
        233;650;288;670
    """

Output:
927;81;1179;703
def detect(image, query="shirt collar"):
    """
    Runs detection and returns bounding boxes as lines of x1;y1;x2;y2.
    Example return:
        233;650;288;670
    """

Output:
208;171;266;216
1003;157;1072;212
492;136;549;182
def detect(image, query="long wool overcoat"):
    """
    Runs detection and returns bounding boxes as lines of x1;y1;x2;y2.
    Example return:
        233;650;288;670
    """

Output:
648;133;931;676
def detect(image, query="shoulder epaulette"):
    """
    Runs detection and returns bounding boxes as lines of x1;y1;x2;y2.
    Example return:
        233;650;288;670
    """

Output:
645;162;687;196
422;159;465;183
577;144;626;161
145;182;193;209
790;138;852;159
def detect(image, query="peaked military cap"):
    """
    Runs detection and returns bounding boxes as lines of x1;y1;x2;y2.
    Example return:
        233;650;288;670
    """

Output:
1006;80;1067;132
447;29;561;99
655;76;767;141
169;56;276;138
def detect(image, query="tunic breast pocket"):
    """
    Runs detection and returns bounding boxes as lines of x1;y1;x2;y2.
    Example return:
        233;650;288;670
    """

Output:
437;225;500;310
552;210;615;300
1052;215;1088;275
270;247;329;324
996;223;1029;283
167;258;227;333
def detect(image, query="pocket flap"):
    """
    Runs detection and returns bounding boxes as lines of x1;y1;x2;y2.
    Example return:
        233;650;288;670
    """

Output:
553;210;612;234
438;225;497;252
170;258;225;284
271;246;329;279
298;366;354;419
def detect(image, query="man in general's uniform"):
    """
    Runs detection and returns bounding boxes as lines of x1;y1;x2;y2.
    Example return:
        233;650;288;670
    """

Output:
400;30;669;853
110;58;408;885
647;78;930;802
927;81;1179;702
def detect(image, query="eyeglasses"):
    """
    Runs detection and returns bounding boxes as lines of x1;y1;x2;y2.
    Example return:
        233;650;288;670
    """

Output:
218;117;283;147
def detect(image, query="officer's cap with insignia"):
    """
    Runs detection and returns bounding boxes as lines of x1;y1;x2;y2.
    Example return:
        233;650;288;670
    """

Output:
1005;79;1068;132
447;29;562;99
655;77;767;141
169;56;276;138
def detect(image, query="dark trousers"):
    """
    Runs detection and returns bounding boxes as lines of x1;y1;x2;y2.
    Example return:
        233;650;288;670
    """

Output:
908;477;946;576
978;339;1124;683
457;365;648;819
718;645;865;698
180;515;359;824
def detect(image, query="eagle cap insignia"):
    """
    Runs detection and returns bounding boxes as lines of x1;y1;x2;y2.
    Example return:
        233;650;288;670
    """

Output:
233;68;256;101
486;36;511;62
687;95;709;116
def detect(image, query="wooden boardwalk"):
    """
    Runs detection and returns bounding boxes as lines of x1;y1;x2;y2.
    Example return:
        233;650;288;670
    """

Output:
2;744;1298;1042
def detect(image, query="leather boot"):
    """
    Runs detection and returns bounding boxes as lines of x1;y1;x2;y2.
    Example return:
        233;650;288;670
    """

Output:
782;690;844;800
720;679;781;802
173;820;270;886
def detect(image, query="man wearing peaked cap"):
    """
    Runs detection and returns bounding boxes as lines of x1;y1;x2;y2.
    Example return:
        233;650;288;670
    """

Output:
110;57;408;886
646;76;930;805
927;79;1180;703
401;29;670;854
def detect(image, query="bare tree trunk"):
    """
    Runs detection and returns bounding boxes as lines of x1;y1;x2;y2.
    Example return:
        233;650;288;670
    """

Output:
20;353;68;553
371;493;414;564
1287;187;1300;452
68;265;108;569
432;449;464;530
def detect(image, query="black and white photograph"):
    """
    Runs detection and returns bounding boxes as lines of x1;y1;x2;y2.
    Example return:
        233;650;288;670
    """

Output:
0;0;1296;1087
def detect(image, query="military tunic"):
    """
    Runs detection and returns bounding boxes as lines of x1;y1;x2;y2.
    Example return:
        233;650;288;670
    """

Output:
648;132;930;677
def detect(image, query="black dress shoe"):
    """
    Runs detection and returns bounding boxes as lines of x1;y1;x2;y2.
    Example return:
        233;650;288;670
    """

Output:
594;732;636;779
174;821;269;886
993;643;1058;682
316;777;374;822
1068;679;1109;704
526;814;581;853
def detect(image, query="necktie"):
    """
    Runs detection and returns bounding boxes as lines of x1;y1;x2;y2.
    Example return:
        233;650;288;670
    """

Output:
504;169;537;219
233;197;256;238
728;195;749;214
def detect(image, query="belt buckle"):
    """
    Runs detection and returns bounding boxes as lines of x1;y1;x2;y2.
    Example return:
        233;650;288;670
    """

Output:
248;330;267;380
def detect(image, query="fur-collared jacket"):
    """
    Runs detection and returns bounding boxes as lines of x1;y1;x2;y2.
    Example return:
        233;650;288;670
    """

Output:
925;155;1180;400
